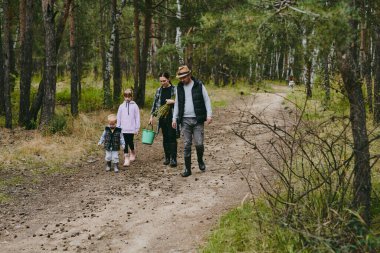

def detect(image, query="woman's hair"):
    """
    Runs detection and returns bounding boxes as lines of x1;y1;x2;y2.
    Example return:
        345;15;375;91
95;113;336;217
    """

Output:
158;72;172;85
123;88;133;98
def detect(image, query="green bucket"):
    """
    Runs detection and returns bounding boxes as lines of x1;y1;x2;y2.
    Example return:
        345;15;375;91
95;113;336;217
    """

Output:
142;124;155;145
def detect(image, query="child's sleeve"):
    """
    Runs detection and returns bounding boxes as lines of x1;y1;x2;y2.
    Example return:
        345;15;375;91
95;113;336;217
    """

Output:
135;105;140;133
116;106;122;128
98;130;106;145
120;133;125;148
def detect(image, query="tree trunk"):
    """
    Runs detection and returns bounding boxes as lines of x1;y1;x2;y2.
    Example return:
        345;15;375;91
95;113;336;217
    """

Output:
374;13;380;124
19;0;34;127
3;0;12;129
103;0;126;108
112;0;122;103
323;53;330;104
360;1;372;113
338;0;371;225
69;1;78;117
0;12;5;115
339;52;371;225
305;59;312;98
99;0;106;106
136;0;152;107
7;5;16;92
40;0;57;127
150;16;158;77
78;49;82;99
29;0;72;123
133;0;140;95
175;0;184;65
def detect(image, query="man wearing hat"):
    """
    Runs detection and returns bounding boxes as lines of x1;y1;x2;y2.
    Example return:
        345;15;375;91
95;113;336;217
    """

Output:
172;65;212;177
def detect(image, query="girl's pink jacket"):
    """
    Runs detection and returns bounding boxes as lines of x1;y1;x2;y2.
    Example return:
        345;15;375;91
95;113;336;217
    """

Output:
117;101;140;134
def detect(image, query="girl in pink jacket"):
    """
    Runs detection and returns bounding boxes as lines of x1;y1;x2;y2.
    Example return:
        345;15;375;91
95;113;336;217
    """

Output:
117;89;140;166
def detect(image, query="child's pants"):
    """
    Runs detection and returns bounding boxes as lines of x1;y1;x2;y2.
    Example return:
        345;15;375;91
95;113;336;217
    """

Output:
105;151;119;163
123;133;135;153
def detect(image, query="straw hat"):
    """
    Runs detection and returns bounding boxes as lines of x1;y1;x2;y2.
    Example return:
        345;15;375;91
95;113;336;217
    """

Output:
176;65;192;78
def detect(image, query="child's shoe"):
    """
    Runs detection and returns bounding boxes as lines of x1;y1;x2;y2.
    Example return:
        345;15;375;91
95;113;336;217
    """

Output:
114;163;119;173
130;150;136;162
106;161;111;171
123;154;130;166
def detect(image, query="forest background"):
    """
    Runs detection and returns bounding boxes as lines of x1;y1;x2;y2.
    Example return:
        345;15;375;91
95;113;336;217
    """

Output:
1;0;380;252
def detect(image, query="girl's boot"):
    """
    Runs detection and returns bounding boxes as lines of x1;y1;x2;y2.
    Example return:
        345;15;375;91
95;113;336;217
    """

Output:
130;149;136;162
123;153;130;167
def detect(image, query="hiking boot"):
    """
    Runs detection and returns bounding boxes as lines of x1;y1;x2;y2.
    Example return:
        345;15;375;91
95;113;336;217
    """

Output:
106;161;111;172
163;156;170;165
181;156;192;177
114;163;119;173
196;145;206;172
169;142;177;167
163;143;170;165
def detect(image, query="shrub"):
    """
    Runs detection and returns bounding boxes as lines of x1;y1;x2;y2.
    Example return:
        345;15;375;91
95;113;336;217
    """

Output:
46;113;69;135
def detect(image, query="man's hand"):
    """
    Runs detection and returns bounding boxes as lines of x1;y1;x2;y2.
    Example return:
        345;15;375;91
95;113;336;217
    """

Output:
206;116;212;125
172;121;177;129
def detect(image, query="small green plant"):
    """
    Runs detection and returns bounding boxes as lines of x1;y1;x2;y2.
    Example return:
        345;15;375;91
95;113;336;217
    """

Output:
47;113;68;135
79;87;104;112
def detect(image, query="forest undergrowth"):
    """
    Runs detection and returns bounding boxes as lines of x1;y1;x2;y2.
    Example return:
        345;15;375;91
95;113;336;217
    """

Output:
202;82;380;253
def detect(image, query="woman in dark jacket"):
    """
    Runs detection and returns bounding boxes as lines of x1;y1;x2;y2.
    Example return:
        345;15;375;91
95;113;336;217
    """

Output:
149;72;177;167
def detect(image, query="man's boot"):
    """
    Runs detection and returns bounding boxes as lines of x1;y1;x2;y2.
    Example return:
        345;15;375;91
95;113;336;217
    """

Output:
169;142;177;167
163;143;170;165
106;161;112;172
113;162;119;173
181;156;192;177
196;145;206;172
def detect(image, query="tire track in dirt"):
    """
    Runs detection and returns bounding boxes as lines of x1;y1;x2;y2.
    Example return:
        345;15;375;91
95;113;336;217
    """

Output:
0;91;285;253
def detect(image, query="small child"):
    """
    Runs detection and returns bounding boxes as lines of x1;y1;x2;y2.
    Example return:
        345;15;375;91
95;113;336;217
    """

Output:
117;89;140;167
288;76;295;90
98;114;125;172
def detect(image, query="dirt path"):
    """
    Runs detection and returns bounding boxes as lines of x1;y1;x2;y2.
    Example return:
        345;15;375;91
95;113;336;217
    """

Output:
0;91;285;253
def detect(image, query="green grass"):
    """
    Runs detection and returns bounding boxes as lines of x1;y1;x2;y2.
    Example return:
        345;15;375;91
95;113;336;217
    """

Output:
0;176;25;204
202;80;380;252
202;202;303;253
202;194;380;253
0;193;10;203
286;84;350;121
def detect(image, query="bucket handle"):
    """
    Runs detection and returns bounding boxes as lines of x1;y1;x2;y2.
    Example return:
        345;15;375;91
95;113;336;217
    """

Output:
145;123;154;131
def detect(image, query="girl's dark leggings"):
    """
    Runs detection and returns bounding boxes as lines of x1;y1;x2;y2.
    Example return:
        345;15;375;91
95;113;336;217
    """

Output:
123;133;134;153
